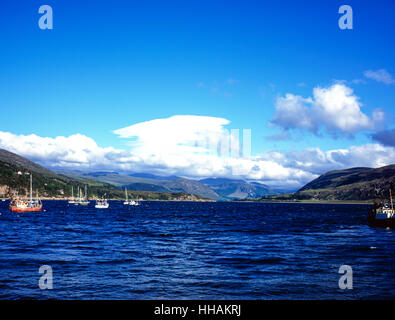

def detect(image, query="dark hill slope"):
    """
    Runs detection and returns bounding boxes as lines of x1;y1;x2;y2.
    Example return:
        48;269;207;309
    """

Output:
297;165;395;200
260;165;395;201
0;148;55;177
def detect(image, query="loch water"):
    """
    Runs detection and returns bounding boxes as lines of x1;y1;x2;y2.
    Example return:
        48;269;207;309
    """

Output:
0;200;394;299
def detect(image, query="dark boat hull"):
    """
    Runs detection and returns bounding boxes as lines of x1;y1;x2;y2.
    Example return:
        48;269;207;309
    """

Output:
368;213;395;228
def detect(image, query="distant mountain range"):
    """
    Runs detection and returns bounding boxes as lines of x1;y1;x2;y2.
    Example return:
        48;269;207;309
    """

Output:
199;178;277;199
260;165;395;201
55;170;280;200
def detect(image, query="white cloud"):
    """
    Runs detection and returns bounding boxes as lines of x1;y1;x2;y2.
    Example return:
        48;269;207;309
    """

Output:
271;83;381;136
1;115;394;189
0;131;138;171
114;115;233;157
312;84;372;133
271;94;316;132
364;69;395;85
261;144;395;175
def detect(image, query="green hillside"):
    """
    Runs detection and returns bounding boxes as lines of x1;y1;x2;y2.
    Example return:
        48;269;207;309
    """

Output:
0;149;209;201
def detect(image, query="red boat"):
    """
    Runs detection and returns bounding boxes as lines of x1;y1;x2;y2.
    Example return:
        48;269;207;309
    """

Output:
9;173;43;213
9;199;42;212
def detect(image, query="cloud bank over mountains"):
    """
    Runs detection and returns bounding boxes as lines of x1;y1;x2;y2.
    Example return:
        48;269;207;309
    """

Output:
1;111;395;189
0;116;314;188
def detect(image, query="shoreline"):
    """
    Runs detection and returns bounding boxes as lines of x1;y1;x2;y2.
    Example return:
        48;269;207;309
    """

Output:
1;198;215;202
1;198;371;204
238;199;372;205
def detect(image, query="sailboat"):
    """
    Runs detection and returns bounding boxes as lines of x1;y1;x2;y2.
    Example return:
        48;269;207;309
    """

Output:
77;185;90;205
74;186;90;206
123;187;140;205
73;187;81;205
9;173;42;212
123;187;129;205
68;186;76;204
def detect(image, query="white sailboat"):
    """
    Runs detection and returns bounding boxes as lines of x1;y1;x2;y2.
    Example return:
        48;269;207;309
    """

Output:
123;187;129;205
79;185;90;205
68;186;76;204
74;185;90;205
123;187;140;205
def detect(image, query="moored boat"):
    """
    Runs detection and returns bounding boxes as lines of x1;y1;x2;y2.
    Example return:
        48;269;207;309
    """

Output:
368;189;395;228
9;199;42;212
68;186;76;204
123;187;129;205
129;200;140;206
95;198;109;209
9;174;42;212
74;185;90;206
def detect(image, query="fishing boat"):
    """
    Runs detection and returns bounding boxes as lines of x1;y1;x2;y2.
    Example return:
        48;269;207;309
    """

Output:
95;198;109;209
368;188;395;228
9;174;42;212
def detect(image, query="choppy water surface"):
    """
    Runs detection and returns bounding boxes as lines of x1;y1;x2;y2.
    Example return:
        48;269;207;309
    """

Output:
0;201;394;299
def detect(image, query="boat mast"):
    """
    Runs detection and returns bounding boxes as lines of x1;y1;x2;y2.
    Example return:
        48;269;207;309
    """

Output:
125;188;128;202
390;189;394;211
85;185;88;200
71;186;74;200
30;173;33;203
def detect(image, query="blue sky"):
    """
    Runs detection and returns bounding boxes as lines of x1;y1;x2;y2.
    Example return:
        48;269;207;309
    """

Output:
0;0;394;187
